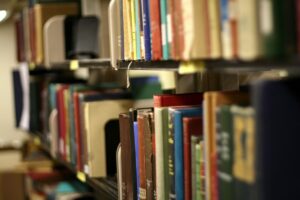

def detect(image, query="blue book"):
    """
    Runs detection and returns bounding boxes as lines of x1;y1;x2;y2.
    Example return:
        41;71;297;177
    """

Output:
170;106;202;200
160;0;169;60
142;0;152;61
135;0;141;59
134;121;140;199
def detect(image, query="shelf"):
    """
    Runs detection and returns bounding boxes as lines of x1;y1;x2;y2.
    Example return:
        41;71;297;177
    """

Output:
117;58;300;73
34;135;117;200
49;58;111;70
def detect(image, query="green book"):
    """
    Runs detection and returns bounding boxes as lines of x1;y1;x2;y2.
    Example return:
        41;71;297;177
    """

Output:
216;106;234;200
193;137;201;200
261;0;296;58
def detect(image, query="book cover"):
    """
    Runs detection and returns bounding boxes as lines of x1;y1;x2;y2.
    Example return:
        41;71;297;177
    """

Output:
231;106;255;200
183;117;202;200
83;98;133;177
160;0;169;60
142;0;152;61
154;93;203;200
150;0;162;60
171;107;202;200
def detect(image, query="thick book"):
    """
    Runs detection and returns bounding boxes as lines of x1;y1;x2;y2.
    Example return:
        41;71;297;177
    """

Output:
231;106;255;200
154;93;203;200
237;0;261;60
171;107;202;200
33;2;78;64
252;78;300;200
150;0;162;60
183;117;202;200
83;96;133;177
204;92;249;200
142;0;152;61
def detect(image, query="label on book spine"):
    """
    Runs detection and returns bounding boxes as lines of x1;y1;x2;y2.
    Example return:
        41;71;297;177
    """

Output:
162;24;167;46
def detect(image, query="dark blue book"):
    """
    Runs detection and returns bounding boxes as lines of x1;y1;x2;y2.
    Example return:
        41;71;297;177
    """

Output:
170;106;202;200
142;0;152;61
12;70;23;128
252;78;300;200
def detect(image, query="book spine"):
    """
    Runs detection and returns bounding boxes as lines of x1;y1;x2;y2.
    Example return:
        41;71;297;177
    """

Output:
63;89;70;162
133;121;140;199
120;0;124;60
139;0;145;59
130;0;137;59
145;114;153;200
183;120;192;200
138;115;146;200
173;0;182;59
220;0;233;59
69;89;76;167
150;0;162;60
151;117;157;199
135;0;141;59
167;0;174;59
194;140;202;200
168;110;176;199
142;0;152;61
199;141;206;200
229;0;238;58
208;0;222;58
160;0;169;60
73;93;82;171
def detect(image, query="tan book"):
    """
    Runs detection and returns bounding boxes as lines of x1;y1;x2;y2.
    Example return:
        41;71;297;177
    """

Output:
208;0;222;59
123;0;133;60
237;0;261;60
34;2;78;65
182;0;206;59
83;99;133;177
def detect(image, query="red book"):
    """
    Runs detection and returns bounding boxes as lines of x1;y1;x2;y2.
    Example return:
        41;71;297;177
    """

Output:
138;113;147;200
183;117;202;200
56;85;69;161
15;15;25;62
150;0;162;60
73;91;82;171
154;93;203;107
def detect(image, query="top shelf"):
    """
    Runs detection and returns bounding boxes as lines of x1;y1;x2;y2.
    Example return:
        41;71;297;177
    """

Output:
29;57;300;74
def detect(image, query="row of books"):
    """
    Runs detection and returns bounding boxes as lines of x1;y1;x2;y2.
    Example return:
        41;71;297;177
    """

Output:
117;77;300;200
110;0;300;62
15;0;111;66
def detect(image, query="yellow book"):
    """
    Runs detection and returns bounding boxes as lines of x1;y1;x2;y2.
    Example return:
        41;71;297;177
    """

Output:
208;0;222;59
123;0;132;60
34;3;78;65
130;0;137;60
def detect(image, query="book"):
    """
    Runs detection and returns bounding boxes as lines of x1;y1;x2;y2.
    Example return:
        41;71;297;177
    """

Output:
33;2;78;64
133;121;139;198
167;0;174;59
171;107;202;200
150;0;162;60
29;8;36;63
15;13;25;62
183;117;202;200
231;106;255;200
208;0;222;58
168;106;176;200
204;91;249;200
43;15;66;67
260;0;297;58
119;113;135;200
134;0;141;59
120;0;124;60
220;0;233;59
193;138;202;200
109;0;120;69
216;106;235;200
123;0;133;60
130;0;137;59
252;78;300;200
160;0;169;60
237;0;261;60
116;144;122;200
83;95;133;177
12;70;23;128
173;0;183;59
142;0;152;61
